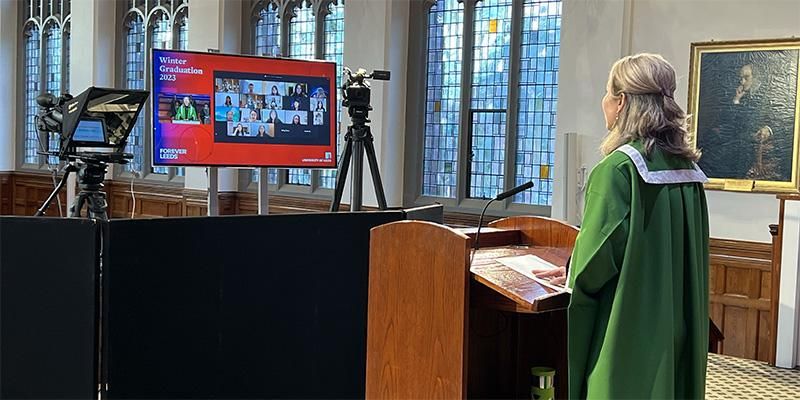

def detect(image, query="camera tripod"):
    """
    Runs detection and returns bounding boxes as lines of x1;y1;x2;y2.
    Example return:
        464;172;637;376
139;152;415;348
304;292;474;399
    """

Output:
330;114;388;212
35;158;111;220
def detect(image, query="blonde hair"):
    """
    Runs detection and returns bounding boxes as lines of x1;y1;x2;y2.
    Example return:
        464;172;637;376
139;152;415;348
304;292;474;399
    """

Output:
600;53;700;161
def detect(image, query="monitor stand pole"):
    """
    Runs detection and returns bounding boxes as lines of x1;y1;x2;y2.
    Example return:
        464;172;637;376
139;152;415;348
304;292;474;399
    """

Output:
207;167;219;216
258;167;269;215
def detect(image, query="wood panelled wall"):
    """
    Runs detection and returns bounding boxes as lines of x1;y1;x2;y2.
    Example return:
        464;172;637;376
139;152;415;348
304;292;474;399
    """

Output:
709;237;777;363
1;172;345;219
0;171;782;363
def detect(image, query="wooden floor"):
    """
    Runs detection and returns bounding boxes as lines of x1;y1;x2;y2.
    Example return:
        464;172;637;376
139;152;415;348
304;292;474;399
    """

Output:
706;353;800;399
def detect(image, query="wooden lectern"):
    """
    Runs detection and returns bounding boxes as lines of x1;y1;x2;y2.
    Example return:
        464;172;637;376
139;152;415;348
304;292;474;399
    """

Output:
366;216;578;399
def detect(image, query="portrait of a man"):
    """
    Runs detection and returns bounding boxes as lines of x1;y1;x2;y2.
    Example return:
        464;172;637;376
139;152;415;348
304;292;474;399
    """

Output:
691;41;800;192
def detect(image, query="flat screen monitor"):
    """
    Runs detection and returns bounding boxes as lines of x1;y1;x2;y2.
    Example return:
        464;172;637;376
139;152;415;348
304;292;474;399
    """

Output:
151;49;337;168
72;118;107;143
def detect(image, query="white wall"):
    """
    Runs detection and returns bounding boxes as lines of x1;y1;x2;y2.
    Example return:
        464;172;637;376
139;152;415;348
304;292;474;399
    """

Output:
557;0;800;242
340;0;409;207
184;0;242;192
556;0;800;367
552;0;626;223
0;0;17;171
628;0;800;242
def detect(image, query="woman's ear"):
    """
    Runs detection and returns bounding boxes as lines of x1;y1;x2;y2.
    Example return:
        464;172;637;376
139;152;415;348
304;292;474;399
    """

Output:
617;93;626;113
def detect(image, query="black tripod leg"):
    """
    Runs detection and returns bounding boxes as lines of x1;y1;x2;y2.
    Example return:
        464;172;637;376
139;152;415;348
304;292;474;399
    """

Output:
330;135;354;212
364;138;388;210
351;139;365;212
34;168;72;217
70;192;84;218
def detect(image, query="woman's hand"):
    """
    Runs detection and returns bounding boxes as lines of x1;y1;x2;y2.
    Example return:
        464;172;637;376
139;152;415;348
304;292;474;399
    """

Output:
533;266;567;286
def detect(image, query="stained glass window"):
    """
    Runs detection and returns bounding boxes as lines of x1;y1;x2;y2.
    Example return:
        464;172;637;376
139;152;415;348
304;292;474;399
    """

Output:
422;0;463;198
515;0;560;205
123;15;146;174
420;0;561;207
174;12;189;177
20;0;70;167
255;7;281;57
468;0;511;199
252;5;282;185
23;25;41;165
318;2;345;189
45;22;63;166
287;5;316;186
250;1;345;190
121;1;189;179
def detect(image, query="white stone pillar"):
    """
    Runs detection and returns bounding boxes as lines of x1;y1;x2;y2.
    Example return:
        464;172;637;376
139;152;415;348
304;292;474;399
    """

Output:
183;0;242;193
0;0;17;171
67;0;116;208
341;0;409;208
777;201;800;368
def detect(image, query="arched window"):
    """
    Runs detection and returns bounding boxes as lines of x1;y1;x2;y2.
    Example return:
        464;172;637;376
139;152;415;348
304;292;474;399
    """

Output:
44;20;62;166
23;23;41;165
318;2;345;189
254;6;281;58
414;0;561;209
248;0;345;193
120;0;189;180
286;3;316;186
19;0;71;169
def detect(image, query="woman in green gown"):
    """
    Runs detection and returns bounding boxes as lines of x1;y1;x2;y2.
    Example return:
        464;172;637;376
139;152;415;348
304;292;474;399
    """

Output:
540;53;710;399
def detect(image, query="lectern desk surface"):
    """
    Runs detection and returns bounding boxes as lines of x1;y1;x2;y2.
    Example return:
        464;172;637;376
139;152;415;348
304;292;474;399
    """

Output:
470;245;571;313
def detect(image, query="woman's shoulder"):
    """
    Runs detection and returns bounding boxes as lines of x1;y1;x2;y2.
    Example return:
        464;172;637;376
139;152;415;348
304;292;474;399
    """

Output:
588;150;635;189
596;150;635;175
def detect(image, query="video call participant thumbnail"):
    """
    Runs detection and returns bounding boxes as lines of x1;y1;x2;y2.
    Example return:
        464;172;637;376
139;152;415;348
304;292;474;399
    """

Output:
285;111;308;126
215;93;241;122
262;109;282;124
313;111;324;126
284;96;310;111
289;83;307;98
244;108;260;122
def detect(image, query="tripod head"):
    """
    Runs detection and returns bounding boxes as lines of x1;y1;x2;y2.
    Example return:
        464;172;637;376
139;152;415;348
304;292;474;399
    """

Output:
341;67;390;124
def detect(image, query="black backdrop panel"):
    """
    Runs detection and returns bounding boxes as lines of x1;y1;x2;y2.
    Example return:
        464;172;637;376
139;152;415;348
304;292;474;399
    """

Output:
0;217;98;400
401;204;444;224
104;211;407;399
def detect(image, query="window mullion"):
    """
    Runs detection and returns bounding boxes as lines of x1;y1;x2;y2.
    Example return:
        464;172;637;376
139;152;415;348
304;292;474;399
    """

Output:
38;26;46;168
412;1;435;201
278;1;291;186
503;0;523;207
311;1;328;192
457;0;477;205
144;27;154;178
279;1;291;56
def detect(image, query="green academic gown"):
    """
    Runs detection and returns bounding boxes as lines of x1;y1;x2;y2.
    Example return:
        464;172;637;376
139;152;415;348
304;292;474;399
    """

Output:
567;141;709;399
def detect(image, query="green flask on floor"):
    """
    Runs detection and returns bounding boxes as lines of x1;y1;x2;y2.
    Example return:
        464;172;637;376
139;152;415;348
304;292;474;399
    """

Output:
531;367;555;400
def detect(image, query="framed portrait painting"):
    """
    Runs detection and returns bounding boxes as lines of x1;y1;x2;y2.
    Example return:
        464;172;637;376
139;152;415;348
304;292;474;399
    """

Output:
689;39;800;193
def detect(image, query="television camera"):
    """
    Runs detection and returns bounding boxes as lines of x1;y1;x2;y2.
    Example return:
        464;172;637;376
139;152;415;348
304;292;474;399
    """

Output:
34;87;149;220
330;67;390;212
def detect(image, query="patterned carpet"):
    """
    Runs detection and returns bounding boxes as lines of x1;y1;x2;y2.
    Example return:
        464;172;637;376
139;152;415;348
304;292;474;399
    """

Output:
706;353;800;399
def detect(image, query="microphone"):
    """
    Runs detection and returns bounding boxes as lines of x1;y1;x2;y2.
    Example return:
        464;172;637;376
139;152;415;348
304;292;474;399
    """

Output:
470;181;534;266
494;180;534;201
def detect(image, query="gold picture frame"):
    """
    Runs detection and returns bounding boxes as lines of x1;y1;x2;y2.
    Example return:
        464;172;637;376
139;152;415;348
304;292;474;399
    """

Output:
688;39;800;193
